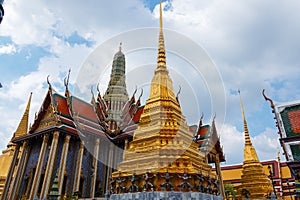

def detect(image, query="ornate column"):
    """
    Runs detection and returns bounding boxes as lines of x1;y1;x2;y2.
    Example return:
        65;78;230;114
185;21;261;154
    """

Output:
29;134;49;200
8;141;30;200
40;131;60;199
90;138;100;198
57;135;71;199
215;154;225;199
101;141;109;194
73;140;84;193
25;169;34;197
0;144;20;200
105;143;114;191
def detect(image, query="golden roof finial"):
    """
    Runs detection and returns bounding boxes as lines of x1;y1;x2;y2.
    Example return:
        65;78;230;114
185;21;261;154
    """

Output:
238;90;252;146
12;92;32;141
156;0;167;71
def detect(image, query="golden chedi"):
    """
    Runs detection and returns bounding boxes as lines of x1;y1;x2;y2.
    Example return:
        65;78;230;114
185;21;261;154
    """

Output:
0;93;32;196
110;1;218;195
238;91;273;199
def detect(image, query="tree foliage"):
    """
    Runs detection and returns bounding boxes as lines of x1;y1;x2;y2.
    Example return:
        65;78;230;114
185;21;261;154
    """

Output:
224;183;237;198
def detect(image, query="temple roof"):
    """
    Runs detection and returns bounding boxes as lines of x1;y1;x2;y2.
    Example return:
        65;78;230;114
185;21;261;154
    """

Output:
12;80;141;143
275;101;300;163
193;119;226;163
263;89;300;164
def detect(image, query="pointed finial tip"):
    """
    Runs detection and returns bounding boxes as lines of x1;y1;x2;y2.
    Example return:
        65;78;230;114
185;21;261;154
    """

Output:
160;0;163;30
47;75;51;88
119;42;122;52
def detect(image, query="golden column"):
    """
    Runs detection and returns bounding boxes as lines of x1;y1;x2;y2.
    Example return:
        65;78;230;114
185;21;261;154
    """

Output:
0;144;20;200
40;131;60;199
8;141;29;200
73;140;84;193
57;135;71;198
90;138;100;198
29;134;49;200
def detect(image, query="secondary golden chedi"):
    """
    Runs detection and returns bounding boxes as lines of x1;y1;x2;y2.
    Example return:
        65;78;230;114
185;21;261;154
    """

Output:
0;93;32;196
110;1;222;195
238;92;273;198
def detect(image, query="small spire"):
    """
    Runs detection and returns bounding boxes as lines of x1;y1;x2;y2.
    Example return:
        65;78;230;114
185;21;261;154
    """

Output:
238;90;252;146
262;89;275;108
47;75;52;89
176;85;181;102
12;92;32;140
119;42;122;52
160;0;163;31
199;112;204;127
156;0;167;70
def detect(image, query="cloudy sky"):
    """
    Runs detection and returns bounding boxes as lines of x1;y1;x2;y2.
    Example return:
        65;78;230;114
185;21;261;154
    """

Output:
0;0;299;165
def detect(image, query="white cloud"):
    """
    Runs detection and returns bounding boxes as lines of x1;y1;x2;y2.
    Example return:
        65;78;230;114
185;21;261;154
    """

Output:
0;44;17;54
219;123;280;164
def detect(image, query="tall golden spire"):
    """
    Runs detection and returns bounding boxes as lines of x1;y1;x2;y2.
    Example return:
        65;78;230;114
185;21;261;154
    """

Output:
238;91;273;199
12;92;32;141
111;1;216;194
156;0;167;72
238;90;258;162
238;90;252;146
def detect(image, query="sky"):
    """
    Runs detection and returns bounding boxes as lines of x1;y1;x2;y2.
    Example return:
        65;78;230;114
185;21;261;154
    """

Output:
0;0;299;165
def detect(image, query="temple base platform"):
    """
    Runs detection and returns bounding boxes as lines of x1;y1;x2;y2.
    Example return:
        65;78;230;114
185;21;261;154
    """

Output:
109;192;222;200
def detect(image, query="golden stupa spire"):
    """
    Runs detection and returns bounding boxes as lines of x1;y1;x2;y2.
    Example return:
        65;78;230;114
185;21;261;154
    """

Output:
238;91;273;198
111;1;216;194
238;90;252;146
12;92;32;141
156;0;167;72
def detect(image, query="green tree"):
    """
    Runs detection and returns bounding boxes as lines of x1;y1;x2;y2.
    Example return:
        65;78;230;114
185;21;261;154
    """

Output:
224;184;237;199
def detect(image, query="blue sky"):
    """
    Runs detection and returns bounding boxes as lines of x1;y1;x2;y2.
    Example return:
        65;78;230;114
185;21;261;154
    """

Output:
0;0;300;164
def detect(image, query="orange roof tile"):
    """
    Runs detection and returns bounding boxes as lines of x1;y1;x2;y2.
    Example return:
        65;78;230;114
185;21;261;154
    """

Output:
53;94;71;118
71;96;99;123
132;106;144;123
288;110;300;133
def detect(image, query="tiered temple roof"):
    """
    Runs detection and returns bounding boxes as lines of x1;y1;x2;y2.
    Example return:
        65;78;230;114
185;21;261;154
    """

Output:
1;47;144;200
12;78;143;144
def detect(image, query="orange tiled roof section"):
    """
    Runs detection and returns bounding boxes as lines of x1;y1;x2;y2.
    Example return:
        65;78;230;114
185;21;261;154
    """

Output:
54;94;71;118
288;109;300;133
131;106;144;123
71;97;99;123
